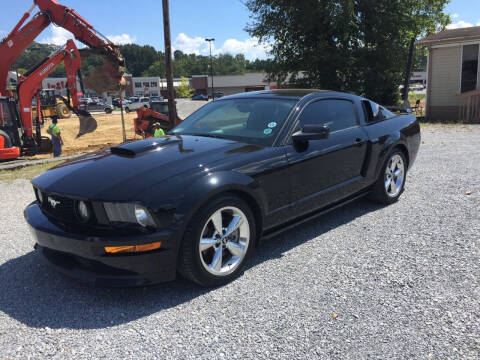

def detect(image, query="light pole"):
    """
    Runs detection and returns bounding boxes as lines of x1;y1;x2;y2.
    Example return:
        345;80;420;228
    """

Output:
205;38;215;100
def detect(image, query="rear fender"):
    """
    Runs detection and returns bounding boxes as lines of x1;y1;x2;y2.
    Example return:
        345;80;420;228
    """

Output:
373;133;408;179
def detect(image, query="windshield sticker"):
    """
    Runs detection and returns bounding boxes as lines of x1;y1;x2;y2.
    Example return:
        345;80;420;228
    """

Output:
263;128;272;135
267;122;277;128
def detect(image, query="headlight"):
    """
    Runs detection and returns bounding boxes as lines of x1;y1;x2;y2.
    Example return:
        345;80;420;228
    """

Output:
103;202;156;228
77;201;90;221
134;204;155;227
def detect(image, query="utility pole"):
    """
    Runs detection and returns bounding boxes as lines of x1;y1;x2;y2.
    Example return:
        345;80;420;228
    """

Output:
402;37;416;109
205;38;215;100
162;0;176;124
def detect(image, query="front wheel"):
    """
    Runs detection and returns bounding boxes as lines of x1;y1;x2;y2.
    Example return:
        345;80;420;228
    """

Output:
370;150;407;204
124;107;130;113
178;196;256;287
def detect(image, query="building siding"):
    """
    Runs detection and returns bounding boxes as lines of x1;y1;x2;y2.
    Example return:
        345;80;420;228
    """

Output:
429;46;462;107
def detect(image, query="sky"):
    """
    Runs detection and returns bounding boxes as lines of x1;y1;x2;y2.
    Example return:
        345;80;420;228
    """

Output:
1;0;479;60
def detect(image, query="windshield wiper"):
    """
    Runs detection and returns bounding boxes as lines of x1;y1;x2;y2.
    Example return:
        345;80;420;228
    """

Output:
183;133;227;139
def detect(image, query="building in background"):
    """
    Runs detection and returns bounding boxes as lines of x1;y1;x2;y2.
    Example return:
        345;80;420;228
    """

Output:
418;26;480;122
8;71;278;101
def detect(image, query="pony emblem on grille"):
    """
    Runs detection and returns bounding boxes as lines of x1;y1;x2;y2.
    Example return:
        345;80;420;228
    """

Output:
47;197;61;208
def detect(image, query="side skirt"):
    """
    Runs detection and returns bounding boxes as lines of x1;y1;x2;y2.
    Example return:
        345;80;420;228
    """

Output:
260;189;371;241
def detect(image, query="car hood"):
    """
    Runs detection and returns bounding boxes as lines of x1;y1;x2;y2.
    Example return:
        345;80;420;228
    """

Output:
32;135;262;201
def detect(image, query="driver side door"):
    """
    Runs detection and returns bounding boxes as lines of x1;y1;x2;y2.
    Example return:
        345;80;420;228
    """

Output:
284;98;369;217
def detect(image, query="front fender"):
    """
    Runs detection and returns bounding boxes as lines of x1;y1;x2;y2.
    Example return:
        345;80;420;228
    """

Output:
176;170;267;226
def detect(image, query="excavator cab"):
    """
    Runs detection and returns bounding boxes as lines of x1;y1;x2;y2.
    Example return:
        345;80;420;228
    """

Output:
39;89;56;107
0;97;21;160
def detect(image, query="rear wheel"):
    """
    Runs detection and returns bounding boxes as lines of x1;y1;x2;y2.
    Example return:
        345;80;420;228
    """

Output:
124;107;130;113
370;149;406;204
178;196;256;287
105;107;112;114
56;103;71;118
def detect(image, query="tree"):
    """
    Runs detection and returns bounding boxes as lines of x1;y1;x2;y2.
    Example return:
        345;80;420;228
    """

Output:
176;76;194;98
245;0;450;104
119;44;158;76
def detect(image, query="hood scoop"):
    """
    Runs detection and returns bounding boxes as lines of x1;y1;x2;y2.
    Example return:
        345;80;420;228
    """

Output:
110;137;182;157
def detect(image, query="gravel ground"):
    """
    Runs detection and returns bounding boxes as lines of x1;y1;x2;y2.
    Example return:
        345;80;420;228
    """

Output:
0;124;478;359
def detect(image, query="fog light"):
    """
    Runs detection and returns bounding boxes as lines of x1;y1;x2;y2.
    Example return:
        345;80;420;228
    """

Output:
77;201;89;221
104;241;162;254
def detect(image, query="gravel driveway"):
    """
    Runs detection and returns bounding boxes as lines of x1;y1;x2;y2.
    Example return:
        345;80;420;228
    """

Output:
0;124;478;359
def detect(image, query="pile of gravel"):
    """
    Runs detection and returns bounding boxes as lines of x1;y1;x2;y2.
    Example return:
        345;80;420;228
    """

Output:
0;124;478;359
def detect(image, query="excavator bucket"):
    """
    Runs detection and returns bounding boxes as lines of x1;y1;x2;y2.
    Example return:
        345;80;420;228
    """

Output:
76;109;97;138
79;49;125;94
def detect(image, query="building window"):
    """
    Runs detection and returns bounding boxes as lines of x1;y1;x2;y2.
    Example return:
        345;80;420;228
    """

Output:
134;82;142;88
461;44;479;93
143;82;150;87
150;81;157;87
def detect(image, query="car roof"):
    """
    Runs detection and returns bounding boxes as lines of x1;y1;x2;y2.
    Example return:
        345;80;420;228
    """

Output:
220;89;354;101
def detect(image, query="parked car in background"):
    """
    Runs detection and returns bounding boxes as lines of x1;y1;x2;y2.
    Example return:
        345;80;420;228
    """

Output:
150;96;164;102
26;90;420;287
208;91;224;99
126;97;150;113
111;98;131;108
191;93;209;101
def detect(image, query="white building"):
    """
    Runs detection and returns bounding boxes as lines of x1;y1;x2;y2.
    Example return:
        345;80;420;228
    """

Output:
131;76;182;97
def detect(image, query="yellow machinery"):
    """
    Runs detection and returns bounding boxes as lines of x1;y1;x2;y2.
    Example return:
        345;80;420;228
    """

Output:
33;89;72;119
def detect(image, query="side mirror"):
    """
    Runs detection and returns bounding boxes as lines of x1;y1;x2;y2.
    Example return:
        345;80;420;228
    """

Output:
292;124;330;142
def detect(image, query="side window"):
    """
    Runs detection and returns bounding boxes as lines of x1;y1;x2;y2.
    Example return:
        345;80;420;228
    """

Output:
299;99;357;132
364;100;396;122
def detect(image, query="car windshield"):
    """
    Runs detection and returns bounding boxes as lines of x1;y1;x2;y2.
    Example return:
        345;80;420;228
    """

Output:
171;98;297;146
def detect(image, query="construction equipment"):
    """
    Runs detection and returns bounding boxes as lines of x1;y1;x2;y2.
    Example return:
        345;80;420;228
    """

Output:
134;100;182;138
33;89;73;119
0;0;125;159
0;0;125;96
1;40;95;158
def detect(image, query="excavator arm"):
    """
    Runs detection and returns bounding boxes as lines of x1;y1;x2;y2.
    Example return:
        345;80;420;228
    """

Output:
0;0;125;95
17;39;96;140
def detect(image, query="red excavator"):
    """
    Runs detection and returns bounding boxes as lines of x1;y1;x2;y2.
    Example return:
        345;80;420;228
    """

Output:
134;100;182;138
13;40;92;156
0;0;125;160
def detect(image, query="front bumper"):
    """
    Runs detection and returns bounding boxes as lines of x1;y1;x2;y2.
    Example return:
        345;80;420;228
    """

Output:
24;202;179;287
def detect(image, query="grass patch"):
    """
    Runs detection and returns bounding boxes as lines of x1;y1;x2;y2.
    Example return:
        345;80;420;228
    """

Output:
409;93;426;103
0;161;62;183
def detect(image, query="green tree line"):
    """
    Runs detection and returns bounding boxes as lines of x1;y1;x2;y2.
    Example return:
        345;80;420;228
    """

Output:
11;42;271;78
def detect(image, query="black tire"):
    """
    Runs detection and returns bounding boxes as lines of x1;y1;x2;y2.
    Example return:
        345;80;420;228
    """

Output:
105;107;112;114
370;149;407;204
0;130;12;148
178;195;256;287
56;103;72;118
124;107;130;113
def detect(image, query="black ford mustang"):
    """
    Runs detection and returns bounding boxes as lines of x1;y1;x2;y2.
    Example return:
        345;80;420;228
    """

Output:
25;90;421;287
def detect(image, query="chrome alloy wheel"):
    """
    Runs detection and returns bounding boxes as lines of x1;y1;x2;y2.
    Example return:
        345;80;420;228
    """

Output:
385;154;405;197
199;206;250;276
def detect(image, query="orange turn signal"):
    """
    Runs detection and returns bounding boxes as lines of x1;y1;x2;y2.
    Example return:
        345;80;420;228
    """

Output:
104;241;162;254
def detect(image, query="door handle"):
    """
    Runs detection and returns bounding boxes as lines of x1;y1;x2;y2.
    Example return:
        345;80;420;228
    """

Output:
354;138;363;146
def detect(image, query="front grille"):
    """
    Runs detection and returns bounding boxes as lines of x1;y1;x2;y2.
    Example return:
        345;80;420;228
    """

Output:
42;193;77;222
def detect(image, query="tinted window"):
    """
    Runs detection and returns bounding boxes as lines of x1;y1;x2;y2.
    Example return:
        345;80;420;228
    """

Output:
172;98;297;146
366;101;396;122
461;44;479;93
299;99;357;132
